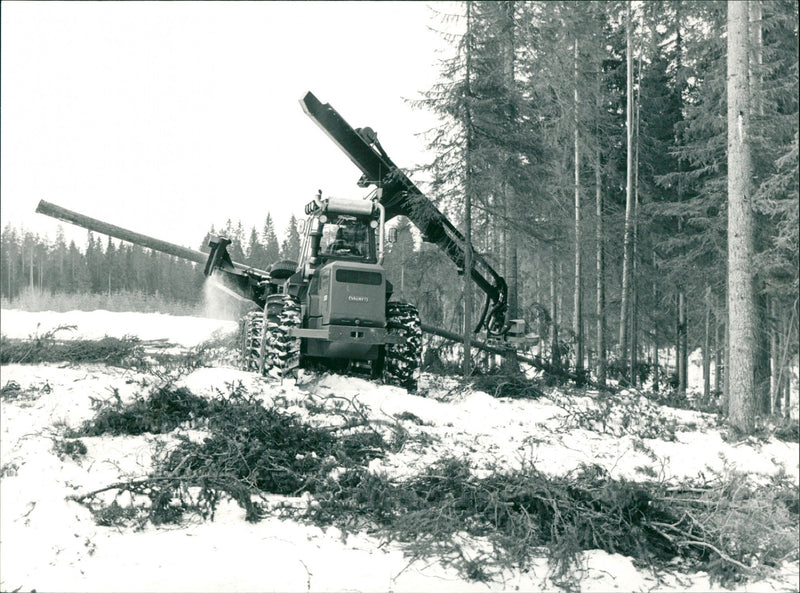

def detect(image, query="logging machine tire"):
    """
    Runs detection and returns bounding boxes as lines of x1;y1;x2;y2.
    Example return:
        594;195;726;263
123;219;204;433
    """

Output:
240;310;264;372
384;301;422;392
260;294;301;378
269;260;298;280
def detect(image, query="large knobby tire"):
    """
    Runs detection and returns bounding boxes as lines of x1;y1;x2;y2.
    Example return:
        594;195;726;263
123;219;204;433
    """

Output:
384;301;422;392
240;310;264;372
269;259;297;280
260;294;301;378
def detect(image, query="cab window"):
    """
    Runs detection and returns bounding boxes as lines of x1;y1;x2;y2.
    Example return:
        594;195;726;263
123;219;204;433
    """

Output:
320;217;372;260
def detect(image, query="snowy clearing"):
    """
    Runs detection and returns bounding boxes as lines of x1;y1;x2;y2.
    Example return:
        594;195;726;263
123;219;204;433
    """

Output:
1;309;798;592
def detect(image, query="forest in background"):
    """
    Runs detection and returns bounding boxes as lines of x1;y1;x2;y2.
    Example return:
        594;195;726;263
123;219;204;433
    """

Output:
404;0;798;428
2;1;797;431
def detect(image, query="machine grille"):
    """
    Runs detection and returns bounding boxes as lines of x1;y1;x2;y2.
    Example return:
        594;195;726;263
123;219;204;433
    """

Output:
335;269;382;285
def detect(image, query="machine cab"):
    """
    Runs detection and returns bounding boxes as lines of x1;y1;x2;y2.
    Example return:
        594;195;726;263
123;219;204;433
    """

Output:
319;215;377;262
298;195;389;339
301;195;386;270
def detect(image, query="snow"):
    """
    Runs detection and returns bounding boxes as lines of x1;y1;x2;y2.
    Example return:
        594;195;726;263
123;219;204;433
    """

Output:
1;309;798;592
0;308;238;347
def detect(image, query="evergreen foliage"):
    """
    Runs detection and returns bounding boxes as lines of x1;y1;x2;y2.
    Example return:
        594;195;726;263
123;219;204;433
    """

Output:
280;214;302;262
408;0;797;427
68;381;798;585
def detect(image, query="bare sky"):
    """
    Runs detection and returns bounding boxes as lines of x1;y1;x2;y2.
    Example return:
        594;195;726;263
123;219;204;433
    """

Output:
1;1;450;249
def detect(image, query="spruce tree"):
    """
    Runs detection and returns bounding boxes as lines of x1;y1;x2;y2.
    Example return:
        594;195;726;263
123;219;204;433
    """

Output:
280;214;301;262
246;226;268;268
263;213;281;265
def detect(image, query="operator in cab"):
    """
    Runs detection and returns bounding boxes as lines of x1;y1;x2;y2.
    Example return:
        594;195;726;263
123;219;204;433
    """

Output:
321;217;369;258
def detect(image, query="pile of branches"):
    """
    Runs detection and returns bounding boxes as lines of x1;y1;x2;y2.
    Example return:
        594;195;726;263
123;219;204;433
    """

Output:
69;383;390;524
471;373;546;400
66;383;798;586
304;458;798;586
548;388;699;441
1;326;144;366
76;385;212;436
0;326;239;374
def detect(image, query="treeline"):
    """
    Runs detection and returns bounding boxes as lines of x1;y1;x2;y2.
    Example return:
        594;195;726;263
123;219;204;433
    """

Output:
0;212;303;304
388;1;797;425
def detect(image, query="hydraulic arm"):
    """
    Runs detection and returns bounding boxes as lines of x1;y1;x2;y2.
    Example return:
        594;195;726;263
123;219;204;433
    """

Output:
301;92;509;337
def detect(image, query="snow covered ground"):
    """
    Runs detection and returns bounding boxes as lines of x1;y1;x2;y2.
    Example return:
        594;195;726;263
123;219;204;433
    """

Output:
1;309;798;592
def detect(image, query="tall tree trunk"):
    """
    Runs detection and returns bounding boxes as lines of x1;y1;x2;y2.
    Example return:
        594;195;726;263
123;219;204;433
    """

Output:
653;253;660;392
551;247;560;368
630;37;642;386
668;2;688;395
749;3;771;415
727;0;758;433
595;135;606;386
29;249;34;291
501;2;520;374
503;182;520;374
678;289;688;392
769;297;778;415
462;0;475;378
619;1;634;370
704;286;712;403
749;0;763;117
573;38;584;375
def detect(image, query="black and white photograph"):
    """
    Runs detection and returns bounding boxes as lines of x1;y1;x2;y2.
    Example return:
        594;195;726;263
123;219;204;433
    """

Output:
1;1;798;591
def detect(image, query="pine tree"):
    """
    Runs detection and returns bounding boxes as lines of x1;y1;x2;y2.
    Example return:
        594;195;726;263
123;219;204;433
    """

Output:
85;232;104;293
1;224;20;298
104;237;118;296
280;214;301;262
67;240;90;294
246;226;268;268
263;213;281;264
51;226;68;294
221;219;246;262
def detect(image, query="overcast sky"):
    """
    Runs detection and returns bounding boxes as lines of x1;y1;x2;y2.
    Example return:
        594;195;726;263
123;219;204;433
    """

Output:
1;1;452;249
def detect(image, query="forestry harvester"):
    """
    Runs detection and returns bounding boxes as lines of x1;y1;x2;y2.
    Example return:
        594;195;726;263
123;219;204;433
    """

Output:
36;92;524;390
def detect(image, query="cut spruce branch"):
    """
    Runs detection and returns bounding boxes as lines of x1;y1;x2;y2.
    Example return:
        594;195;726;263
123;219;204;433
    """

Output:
67;475;225;503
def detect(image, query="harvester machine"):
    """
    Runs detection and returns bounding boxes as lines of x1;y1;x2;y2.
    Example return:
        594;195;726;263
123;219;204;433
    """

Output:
36;196;420;389
37;91;525;391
